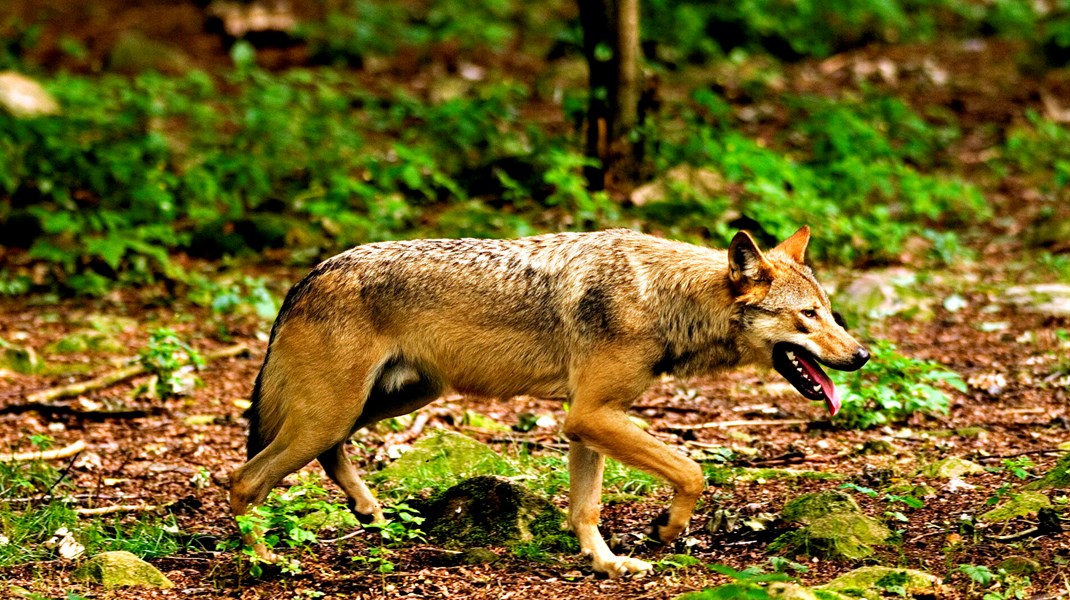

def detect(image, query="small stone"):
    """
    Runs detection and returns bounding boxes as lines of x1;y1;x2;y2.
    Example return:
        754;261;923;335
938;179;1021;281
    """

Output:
819;567;940;599
918;457;985;479
0;72;60;118
998;556;1041;575
0;337;43;375
980;491;1052;523
72;551;173;589
630;165;726;206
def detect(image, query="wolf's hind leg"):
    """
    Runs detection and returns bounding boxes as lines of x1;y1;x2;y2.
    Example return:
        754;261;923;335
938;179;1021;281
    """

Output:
318;442;384;524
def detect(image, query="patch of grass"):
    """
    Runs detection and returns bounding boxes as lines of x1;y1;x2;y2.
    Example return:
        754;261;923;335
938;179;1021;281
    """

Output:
832;339;966;429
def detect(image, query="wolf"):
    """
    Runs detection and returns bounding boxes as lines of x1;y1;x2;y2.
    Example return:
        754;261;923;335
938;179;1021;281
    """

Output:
229;226;869;577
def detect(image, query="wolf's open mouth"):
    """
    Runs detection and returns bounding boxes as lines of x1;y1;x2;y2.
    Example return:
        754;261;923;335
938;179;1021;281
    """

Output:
772;343;840;416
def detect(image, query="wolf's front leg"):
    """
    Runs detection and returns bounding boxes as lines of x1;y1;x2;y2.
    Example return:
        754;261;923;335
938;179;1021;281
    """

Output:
568;440;653;578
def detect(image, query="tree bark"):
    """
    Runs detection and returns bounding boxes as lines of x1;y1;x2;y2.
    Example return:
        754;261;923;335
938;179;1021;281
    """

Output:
578;0;642;192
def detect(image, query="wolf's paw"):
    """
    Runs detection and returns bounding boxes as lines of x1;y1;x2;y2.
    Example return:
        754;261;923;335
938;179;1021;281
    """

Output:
592;555;653;579
644;511;683;544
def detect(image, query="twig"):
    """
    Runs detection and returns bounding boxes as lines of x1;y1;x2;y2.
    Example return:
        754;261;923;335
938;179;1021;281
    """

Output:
973;448;1066;462
23;343;249;404
0;440;86;463
988;526;1039;542
318;530;365;544
668;419;809;431
74;503;157;516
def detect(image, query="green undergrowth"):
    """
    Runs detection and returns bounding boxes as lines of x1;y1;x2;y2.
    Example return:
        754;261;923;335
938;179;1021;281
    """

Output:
643;88;988;263
2;49;993;295
0;439;184;567
831;339;966;429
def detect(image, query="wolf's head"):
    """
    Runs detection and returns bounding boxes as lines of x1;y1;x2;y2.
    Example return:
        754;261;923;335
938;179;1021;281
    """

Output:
728;226;869;416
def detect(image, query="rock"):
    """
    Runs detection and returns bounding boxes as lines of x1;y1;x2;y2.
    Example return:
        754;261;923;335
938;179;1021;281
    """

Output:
0;72;60;118
371;430;517;493
980;491;1052;522
459;547;499;565
781;491;861;525
417;475;567;548
999;556;1042;575
72;551;173;589
107;31;191;74
819;567;940;599
1004;283;1070;318
630;165;727;206
919;457;985;479
774;491;890;560
1024;452;1070;491
677;581;826;600
835;269;920;321
774;512;891;560
0;337;43;375
855;439;900;455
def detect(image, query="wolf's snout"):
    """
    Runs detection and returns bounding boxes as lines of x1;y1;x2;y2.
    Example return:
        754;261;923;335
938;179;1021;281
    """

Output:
846;346;870;371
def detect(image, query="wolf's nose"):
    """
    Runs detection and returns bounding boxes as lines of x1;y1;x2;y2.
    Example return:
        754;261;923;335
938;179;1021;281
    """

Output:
853;347;870;367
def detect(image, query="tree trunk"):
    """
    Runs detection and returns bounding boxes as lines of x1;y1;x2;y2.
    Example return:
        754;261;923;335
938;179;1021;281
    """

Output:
578;0;642;192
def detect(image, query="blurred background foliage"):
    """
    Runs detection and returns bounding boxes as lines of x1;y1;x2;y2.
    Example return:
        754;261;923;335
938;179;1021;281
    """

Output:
1;0;1069;295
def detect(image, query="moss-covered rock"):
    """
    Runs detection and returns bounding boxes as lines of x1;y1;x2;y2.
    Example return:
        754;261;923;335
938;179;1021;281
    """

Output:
819;567;939;599
773;512;892;560
677;581;839;600
918;457;985;479
0;337;42;375
1024;452;1070;491
371;430;517;494
998;556;1042;575
416;475;571;550
72;551;173;589
980;491;1052;522
704;465;845;485
782;491;861;525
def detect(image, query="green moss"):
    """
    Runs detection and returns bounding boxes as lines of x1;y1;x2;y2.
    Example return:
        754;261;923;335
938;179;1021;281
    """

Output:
703;465;845;485
1024;452;1070;491
371;430;517;496
818;566;938;599
72;551;173;589
772;512;891;560
918;457;984;479
782;491;861;525
980;491;1052;522
417;475;573;552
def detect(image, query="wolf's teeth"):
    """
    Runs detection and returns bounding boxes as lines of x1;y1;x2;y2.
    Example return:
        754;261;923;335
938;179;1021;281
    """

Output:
786;351;796;360
791;359;799;366
812;384;822;392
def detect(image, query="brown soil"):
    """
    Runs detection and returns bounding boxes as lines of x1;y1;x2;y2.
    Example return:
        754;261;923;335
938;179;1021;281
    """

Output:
3;1;1070;598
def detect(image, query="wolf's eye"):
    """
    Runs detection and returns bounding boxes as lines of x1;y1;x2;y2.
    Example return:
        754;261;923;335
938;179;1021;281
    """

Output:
802;309;818;319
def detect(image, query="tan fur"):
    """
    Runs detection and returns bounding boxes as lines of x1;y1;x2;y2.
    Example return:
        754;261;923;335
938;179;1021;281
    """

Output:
230;227;868;577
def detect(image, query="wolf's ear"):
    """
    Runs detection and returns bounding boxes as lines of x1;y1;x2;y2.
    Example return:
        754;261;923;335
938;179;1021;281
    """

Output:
774;225;810;264
729;230;774;290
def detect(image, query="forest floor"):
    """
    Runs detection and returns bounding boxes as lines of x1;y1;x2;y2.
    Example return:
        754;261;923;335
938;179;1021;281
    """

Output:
3;1;1070;599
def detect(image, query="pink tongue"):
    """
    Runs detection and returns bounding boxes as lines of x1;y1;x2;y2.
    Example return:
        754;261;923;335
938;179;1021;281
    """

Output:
799;357;839;416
